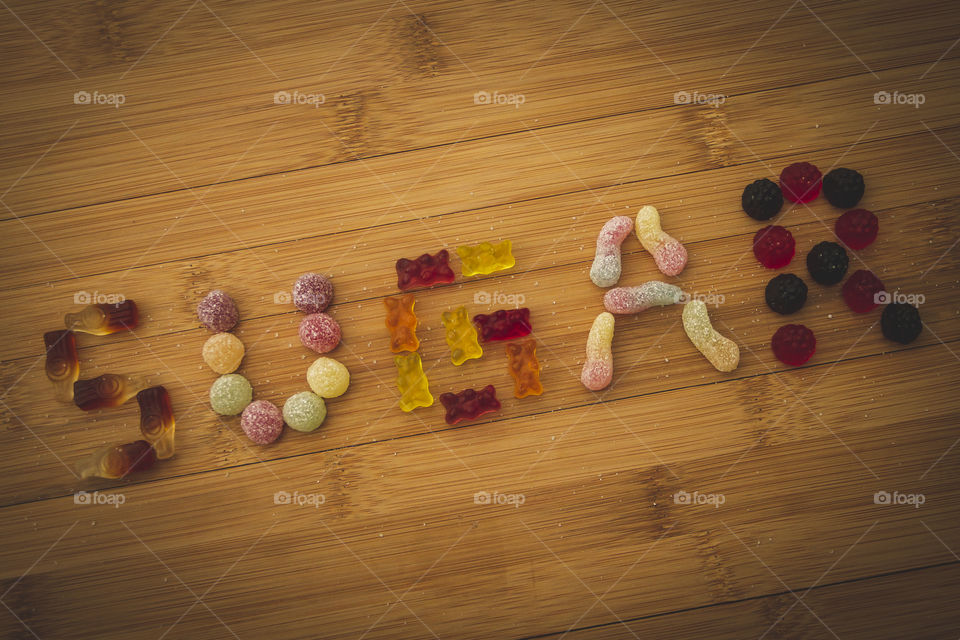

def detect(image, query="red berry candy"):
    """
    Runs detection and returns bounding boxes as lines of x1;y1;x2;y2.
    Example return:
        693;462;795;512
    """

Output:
835;209;878;250
842;269;885;313
771;324;816;366
779;162;822;203
753;225;796;269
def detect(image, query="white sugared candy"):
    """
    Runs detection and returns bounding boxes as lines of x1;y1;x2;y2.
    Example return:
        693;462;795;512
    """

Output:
306;357;350;398
589;216;634;287
603;281;683;314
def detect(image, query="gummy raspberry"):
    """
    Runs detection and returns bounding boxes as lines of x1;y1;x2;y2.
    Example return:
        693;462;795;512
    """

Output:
806;241;848;285
842;269;885;313
779;162;822;203
741;178;783;221
881;303;922;344
835;209;878;250
771;324;816;366
765;273;808;314
822;168;864;208
753;225;795;269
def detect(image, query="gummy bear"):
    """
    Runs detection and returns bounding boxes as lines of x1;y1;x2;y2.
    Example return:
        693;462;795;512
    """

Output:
505;339;543;398
441;306;483;365
581;312;614;391
682;300;740;372
395;352;433;412
779;162;822;203
456;240;515;277
603;282;683;314
771;324;816;366
835;209;878;250
396;249;456;291
44;330;79;402
635;205;687;276
472;308;532;342
74;374;149;411
76;440;157;479
589;216;633;287
753;225;795;269
65;300;139;335
384;294;419;353
842;269;885;313
439;385;501;425
137;386;175;459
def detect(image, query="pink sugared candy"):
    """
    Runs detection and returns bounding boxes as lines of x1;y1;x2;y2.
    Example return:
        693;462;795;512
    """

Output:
771;324;816;366
835;209;878;250
299;313;341;353
589;216;634;287
197;290;239;332
635;206;687;277
842;269;885;313
293;273;334;313
779;162;822;203
241;400;283;444
753;225;795;269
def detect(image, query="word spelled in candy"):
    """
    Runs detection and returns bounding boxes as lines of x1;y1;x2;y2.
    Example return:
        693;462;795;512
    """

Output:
395;352;433;412
202;333;245;374
396;249;456;291
241;400;284;445
384;294;419;353
473;308;532;342
589;216;633;287
74;374;150;411
441;306;483;365
137;386;176;459
210;374;253;415
77;440;157;479
682;300;740;372
457;240;515;277
197;290;238;332
440;385;500;425
603;281;683;315
505;339;543;398
44;330;78;402
65;300;139;335
580;312;614;391
635;206;687;276
307;357;351;398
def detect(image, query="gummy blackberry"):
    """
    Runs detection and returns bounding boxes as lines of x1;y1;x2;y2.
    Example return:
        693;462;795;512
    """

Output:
822;168;864;208
806;241;848;285
765;273;808;314
780;162;822;203
881;303;922;344
771;324;816;366
741;178;783;221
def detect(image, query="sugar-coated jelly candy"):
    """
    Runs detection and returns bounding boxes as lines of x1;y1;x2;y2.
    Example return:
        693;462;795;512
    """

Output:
202;332;245;374
241;400;284;445
589;216;633;287
77;440;157;479
603;282;683;314
881;303;922;345
842;269;885;313
384;294;419;353
137;386;176;460
293;273;334;313
65;300;139;335
283;391;327;433
771;324;816;366
209;374;252;415
636;205;687;276
822;168;864;209
197;290;239;332
396;249;456;291
299;312;341;353
835;209;878;250
682;300;739;372
440;385;500;425
506;339;543;398
395;352;433;412
457;240;515;277
44;330;79;402
753;225;795;269
581;312;614;391
74;374;149;411
307;357;350;398
441;306;483;365
779;162;822;203
472;308;532;342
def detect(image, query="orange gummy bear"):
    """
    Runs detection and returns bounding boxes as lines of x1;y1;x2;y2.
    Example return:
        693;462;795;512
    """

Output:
505;339;543;398
384;294;419;353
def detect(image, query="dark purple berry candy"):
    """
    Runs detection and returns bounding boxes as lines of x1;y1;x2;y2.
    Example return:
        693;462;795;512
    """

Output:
765;273;808;314
806;241;849;285
741;178;784;221
881;303;922;344
822;168;865;209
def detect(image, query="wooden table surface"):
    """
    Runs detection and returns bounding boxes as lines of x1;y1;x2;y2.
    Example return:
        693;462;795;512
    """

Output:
2;1;959;638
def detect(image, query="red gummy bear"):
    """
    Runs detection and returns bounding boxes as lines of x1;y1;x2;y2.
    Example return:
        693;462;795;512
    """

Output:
472;308;532;342
396;249;456;291
835;209;878;250
439;385;501;425
753;225;795;269
779;162;822;203
842;269;885;313
771;324;816;366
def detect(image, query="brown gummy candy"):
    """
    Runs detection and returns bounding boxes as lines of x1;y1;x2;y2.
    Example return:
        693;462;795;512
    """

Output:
137;386;176;459
76;440;157;479
74;374;149;411
44;330;79;402
64;300;139;335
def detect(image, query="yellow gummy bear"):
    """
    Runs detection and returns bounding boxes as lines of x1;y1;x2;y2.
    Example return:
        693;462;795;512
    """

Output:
440;306;483;365
456;240;515;277
394;352;434;412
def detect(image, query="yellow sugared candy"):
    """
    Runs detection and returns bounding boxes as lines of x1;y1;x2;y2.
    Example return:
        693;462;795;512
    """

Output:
307;357;350;398
580;312;614;391
635;205;687;276
202;333;245;374
681;300;739;372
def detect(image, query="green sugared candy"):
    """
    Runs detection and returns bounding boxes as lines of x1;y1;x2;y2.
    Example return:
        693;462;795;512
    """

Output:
283;391;327;432
209;374;253;415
